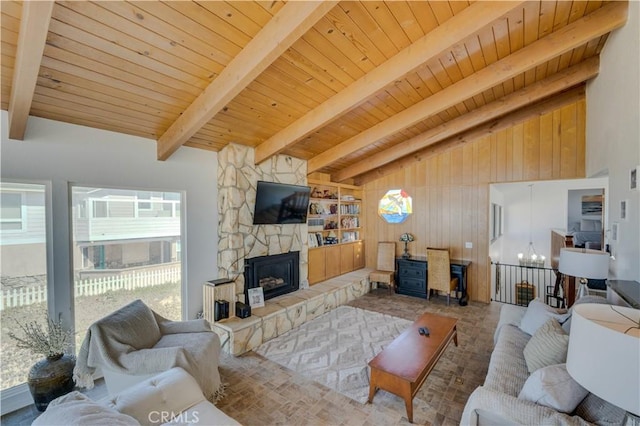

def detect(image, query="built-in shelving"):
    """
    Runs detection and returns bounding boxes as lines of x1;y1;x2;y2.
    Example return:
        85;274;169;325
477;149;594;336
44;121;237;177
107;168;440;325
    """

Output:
307;177;365;285
307;179;362;247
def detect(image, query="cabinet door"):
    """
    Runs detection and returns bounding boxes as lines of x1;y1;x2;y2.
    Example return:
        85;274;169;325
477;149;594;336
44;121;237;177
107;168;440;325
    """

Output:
308;248;326;285
325;245;341;279
353;241;365;269
340;243;354;274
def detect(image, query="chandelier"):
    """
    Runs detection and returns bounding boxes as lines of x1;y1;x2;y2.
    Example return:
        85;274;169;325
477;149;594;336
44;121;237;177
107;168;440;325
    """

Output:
518;184;545;267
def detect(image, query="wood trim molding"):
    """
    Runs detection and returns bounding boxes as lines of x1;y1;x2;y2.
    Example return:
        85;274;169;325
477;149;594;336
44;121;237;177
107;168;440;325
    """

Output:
156;1;337;160
354;85;586;185
253;1;525;165
334;56;599;182
307;1;627;174
8;1;54;140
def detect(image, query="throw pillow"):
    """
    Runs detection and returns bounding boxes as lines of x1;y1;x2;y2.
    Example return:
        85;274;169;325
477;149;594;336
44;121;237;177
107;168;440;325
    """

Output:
523;318;569;373
519;298;570;336
518;363;589;413
518;364;589;413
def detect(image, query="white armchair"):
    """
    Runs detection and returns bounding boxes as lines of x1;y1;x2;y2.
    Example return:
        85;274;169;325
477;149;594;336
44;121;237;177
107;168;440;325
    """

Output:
74;299;223;401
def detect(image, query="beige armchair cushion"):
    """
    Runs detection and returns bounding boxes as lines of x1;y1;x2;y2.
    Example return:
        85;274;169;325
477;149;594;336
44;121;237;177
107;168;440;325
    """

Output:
74;299;223;402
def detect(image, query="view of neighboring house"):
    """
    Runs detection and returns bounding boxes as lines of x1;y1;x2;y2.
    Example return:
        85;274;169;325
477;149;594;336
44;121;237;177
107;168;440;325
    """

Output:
0;183;47;280
71;187;181;274
1;185;181;282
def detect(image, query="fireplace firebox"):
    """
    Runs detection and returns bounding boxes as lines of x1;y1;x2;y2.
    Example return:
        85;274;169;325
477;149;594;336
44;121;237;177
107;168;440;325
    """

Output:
244;251;299;302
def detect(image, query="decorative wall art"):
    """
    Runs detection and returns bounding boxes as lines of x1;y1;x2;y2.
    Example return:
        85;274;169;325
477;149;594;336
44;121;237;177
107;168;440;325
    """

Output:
631;166;639;191
378;189;412;224
581;195;603;215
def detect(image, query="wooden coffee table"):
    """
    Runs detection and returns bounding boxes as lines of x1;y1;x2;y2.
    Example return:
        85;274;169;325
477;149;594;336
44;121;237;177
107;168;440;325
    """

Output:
367;312;458;423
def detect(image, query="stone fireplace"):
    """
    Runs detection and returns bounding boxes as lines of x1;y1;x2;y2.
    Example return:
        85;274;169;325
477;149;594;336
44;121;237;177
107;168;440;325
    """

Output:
244;251;300;301
217;143;308;305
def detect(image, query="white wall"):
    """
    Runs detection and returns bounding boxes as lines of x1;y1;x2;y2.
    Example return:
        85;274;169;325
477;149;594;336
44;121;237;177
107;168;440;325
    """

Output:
1;111;218;321
491;178;608;266
586;1;640;281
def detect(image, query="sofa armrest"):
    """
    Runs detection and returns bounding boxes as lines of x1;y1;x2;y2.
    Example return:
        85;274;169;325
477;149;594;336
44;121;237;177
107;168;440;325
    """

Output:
461;387;591;426
494;304;527;345
102;367;206;426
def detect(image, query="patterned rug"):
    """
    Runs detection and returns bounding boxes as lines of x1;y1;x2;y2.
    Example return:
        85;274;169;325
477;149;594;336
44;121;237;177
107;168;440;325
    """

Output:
255;305;412;403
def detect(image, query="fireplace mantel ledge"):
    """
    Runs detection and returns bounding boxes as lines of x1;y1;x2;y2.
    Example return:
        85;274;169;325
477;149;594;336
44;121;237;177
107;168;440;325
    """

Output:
212;268;373;355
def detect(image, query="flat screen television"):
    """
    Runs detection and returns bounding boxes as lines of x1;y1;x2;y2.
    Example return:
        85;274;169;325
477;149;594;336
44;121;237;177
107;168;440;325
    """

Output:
253;181;311;224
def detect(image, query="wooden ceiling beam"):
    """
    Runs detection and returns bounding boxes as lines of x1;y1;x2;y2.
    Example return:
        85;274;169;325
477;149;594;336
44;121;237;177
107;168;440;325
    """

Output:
333;56;599;182
308;1;627;174
156;1;338;161
354;85;586;186
254;1;525;165
8;1;54;140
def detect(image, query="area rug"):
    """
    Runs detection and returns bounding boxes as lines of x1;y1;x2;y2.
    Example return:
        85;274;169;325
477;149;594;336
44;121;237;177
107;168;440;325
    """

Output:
255;305;412;404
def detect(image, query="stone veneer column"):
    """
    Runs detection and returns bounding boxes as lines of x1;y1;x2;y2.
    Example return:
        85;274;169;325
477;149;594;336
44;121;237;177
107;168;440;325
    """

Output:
217;143;308;304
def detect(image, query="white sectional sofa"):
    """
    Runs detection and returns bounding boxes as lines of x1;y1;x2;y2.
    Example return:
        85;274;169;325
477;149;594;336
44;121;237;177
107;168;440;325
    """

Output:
461;297;625;425
33;367;240;426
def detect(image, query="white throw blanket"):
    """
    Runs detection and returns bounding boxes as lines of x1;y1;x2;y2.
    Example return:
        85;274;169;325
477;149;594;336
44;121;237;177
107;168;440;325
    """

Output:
73;299;223;402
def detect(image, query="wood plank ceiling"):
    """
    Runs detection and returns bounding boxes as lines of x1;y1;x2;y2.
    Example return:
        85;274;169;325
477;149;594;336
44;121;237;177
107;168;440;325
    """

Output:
0;1;628;184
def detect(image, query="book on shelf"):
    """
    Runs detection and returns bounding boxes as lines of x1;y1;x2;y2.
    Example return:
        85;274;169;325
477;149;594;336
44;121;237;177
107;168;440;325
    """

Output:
341;231;360;242
340;204;360;214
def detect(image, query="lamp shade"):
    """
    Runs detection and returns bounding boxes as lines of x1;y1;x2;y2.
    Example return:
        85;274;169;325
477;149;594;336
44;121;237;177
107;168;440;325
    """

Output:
558;248;609;279
566;304;640;415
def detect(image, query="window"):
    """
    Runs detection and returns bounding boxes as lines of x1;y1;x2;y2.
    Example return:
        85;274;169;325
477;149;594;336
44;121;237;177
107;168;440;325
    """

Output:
71;186;182;353
0;182;49;392
0;192;23;231
137;191;152;210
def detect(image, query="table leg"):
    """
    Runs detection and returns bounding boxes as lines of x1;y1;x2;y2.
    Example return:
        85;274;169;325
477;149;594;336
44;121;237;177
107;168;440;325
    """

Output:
368;371;378;403
453;326;458;347
394;382;414;423
404;395;414;423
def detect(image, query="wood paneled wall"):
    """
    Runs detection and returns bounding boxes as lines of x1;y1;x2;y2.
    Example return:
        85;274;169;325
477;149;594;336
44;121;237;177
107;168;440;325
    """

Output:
363;99;586;303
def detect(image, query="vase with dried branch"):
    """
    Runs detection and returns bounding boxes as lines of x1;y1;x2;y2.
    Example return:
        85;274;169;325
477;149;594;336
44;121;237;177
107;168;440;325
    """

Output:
9;315;76;411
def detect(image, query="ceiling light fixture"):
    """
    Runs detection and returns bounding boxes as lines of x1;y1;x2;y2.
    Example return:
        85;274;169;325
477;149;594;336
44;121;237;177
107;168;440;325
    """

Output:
518;184;545;267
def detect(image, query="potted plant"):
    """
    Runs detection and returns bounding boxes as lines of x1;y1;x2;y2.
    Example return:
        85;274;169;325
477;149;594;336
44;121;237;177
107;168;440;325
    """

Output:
9;315;76;411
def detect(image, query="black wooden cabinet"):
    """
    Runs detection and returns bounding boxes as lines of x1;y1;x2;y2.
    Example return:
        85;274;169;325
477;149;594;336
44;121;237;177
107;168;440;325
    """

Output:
396;258;427;298
395;256;470;305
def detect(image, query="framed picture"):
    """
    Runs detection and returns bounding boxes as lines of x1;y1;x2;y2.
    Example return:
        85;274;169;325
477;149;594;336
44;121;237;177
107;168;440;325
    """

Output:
611;222;618;241
620;199;628;221
631;166;639;191
581;195;603;215
247;287;265;308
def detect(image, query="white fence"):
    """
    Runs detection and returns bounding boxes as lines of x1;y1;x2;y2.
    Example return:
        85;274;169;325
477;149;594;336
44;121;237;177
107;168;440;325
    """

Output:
0;266;181;311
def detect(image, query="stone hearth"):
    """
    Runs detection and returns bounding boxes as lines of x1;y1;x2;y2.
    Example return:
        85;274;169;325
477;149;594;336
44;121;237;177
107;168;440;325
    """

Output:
212;268;372;355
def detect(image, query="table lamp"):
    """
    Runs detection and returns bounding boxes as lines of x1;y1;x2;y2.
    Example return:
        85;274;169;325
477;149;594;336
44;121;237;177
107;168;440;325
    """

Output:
567;303;640;425
558;248;609;299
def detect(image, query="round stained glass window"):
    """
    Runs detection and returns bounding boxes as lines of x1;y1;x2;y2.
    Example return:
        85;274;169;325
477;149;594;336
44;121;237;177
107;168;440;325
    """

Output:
378;189;412;224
